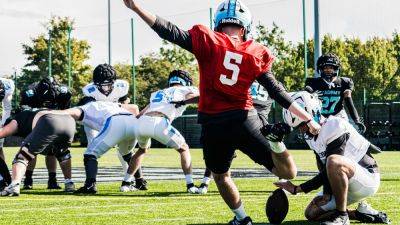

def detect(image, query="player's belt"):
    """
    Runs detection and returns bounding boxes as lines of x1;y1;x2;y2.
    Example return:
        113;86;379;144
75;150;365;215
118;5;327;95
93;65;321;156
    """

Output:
144;111;170;121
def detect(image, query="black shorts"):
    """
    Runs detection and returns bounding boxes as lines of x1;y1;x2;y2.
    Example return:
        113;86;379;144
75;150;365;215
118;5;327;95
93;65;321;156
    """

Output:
201;110;275;174
22;114;75;158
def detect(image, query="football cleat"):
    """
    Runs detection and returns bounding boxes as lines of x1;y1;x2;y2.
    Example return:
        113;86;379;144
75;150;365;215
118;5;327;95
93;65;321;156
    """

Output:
187;183;199;194
47;179;62;190
355;202;391;224
64;182;76;193
134;178;148;191
228;216;253;225
320;214;349;225
23;177;33;190
74;183;97;194
197;183;208;194
120;181;137;192
0;183;20;197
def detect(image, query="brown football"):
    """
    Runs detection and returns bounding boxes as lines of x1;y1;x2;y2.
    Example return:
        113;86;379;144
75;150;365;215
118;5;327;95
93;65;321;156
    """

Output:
266;188;289;224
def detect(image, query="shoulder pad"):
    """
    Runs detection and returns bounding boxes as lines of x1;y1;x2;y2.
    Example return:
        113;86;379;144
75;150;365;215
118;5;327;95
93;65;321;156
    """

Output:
87;86;96;93
25;89;35;97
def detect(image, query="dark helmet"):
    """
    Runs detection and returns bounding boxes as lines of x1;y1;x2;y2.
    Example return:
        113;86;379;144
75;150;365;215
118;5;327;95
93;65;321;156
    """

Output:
317;53;341;82
93;64;117;96
36;77;57;108
168;70;193;87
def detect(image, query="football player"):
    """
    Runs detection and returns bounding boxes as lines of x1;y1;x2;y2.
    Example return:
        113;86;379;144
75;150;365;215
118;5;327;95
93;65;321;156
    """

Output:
0;109;75;196
305;53;366;133
197;81;274;194
39;97;141;194
277;91;390;225
0;77;14;190
123;70;200;194
123;1;321;224
82;64;147;190
19;77;72;190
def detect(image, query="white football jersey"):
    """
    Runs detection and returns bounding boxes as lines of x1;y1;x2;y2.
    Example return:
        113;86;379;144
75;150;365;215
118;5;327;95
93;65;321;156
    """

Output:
78;101;132;131
82;79;129;103
0;78;14;125
306;116;370;164
146;86;199;121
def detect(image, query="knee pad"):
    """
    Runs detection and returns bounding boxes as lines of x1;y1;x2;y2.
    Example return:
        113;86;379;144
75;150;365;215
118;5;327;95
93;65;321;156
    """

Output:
122;152;133;163
12;148;34;166
56;149;72;162
84;154;97;165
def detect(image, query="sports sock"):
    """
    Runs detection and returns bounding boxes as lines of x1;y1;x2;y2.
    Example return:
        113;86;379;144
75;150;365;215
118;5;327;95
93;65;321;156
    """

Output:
84;155;98;185
232;203;247;220
202;176;211;185
64;179;72;184
48;172;57;181
124;173;133;182
25;170;33;179
134;167;142;179
0;157;11;184
185;174;194;185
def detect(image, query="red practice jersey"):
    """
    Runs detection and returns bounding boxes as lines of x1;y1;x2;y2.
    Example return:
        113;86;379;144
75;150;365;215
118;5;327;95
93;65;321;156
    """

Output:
188;25;275;114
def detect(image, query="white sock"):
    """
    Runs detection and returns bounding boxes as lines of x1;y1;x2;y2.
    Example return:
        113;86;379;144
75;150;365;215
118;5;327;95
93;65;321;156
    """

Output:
185;174;194;185
124;173;133;182
64;179;72;184
232;203;247;220
10;181;19;186
202;176;211;185
269;141;287;153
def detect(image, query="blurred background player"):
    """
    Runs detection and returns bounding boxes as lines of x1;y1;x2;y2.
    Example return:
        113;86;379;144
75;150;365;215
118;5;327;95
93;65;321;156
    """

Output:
305;53;366;134
0;77;15;190
0;108;75;196
123;70;200;194
19;77;71;190
82;64;147;190
279;91;389;225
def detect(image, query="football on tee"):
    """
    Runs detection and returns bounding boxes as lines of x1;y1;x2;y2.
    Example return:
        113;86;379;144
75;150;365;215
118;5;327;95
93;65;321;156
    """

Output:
266;188;289;224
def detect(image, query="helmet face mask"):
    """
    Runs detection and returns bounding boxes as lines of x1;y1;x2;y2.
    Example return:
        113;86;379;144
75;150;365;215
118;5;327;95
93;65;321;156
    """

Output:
168;70;192;87
214;0;252;40
317;53;341;82
36;77;57;108
283;91;322;137
93;64;117;96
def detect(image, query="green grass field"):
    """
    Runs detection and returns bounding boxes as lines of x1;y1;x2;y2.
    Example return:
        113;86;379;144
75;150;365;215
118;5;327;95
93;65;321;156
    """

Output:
0;148;398;225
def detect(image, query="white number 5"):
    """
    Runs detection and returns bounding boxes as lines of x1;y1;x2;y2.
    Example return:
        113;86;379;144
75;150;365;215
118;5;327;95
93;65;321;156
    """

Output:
220;51;243;86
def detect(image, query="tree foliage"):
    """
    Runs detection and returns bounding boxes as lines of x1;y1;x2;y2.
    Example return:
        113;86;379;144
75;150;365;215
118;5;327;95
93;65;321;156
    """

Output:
21;16;92;103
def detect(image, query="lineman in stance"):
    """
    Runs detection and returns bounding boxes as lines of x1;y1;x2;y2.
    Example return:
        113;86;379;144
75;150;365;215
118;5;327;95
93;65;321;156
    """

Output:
39;97;141;194
0;109;75;196
19;77;72;190
122;70;200;194
277;91;389;225
82;64;147;190
0;78;14;190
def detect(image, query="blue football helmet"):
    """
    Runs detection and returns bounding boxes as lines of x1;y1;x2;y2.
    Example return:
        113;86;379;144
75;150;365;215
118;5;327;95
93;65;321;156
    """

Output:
214;0;252;36
168;70;193;87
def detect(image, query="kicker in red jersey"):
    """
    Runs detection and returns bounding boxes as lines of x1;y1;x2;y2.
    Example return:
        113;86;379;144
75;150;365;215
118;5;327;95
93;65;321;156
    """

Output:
188;24;275;114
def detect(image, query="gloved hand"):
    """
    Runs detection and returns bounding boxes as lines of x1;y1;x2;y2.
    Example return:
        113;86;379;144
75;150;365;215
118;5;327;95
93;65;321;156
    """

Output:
261;122;292;142
170;100;186;108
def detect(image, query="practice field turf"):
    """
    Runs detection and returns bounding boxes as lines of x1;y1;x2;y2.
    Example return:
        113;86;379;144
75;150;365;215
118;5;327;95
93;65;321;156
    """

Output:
0;148;399;225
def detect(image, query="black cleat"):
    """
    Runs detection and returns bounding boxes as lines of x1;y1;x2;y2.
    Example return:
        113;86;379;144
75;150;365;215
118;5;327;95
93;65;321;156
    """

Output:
23;177;33;190
47;179;62;190
228;216;253;225
134;178;148;191
74;183;97;194
321;214;349;225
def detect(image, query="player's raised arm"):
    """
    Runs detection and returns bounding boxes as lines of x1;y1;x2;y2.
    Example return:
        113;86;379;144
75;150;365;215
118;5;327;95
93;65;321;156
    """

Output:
123;0;192;52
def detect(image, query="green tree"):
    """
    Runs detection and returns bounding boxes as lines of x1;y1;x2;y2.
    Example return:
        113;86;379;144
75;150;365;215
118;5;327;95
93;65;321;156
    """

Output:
21;16;92;103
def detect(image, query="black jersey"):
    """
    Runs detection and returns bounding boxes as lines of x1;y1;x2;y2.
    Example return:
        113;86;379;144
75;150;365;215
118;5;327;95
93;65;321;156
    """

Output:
305;77;354;117
12;110;42;137
250;81;274;117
